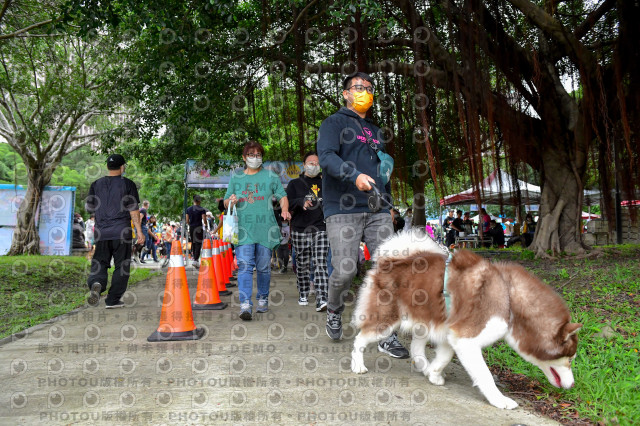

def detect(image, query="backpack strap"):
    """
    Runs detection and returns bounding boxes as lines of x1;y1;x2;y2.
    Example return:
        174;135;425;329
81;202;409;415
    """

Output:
349;117;382;153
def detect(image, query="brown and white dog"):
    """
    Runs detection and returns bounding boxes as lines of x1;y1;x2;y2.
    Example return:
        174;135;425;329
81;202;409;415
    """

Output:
351;231;581;409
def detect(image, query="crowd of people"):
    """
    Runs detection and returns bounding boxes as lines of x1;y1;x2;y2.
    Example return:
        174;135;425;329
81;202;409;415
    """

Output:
83;72;537;365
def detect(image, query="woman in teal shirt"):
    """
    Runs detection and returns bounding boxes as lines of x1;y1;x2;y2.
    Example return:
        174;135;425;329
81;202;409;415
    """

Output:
224;141;290;320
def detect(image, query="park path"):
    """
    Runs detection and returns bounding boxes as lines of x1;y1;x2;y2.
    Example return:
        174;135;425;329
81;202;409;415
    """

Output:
1;267;558;425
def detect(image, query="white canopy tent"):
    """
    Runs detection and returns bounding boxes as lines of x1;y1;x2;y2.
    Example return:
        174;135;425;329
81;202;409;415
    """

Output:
440;169;541;206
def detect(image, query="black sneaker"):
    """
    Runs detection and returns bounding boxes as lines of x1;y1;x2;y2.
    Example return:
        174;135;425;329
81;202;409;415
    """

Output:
88;282;101;307
378;332;410;359
316;299;327;312
326;309;342;340
105;300;125;309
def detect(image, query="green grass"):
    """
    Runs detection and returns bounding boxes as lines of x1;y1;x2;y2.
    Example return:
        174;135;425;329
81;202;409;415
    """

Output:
485;246;640;425
0;256;157;339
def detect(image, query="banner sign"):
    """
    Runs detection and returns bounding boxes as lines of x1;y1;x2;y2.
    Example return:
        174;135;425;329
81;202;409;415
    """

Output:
185;159;304;189
0;185;75;255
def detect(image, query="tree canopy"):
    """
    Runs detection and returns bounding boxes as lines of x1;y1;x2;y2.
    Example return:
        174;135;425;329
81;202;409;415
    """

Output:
4;0;639;255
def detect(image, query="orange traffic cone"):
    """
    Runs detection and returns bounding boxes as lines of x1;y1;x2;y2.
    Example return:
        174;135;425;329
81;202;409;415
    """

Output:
220;242;231;281
193;239;227;310
224;243;232;284
148;240;205;341
225;241;237;287
213;240;232;296
363;244;371;261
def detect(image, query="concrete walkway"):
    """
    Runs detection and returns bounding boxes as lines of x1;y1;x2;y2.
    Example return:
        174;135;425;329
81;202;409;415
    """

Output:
1;267;557;425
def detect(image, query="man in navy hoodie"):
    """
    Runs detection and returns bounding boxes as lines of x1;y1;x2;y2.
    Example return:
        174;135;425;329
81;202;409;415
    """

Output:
318;72;409;359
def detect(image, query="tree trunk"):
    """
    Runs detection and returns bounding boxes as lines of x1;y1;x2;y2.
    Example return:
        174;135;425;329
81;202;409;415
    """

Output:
531;144;586;256
8;166;54;255
411;175;428;228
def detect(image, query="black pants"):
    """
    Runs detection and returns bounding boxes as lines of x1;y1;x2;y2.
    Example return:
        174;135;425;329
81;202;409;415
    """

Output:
445;230;456;246
87;239;132;305
276;244;290;269
190;226;204;261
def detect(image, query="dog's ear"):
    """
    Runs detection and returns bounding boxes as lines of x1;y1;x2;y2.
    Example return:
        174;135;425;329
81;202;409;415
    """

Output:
562;323;582;341
450;249;483;271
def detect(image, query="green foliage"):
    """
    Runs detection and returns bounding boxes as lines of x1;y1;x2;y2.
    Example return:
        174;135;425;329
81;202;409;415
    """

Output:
0;255;158;338
485;246;640;424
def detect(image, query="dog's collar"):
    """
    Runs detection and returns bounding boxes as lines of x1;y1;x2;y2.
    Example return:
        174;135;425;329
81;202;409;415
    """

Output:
443;252;453;313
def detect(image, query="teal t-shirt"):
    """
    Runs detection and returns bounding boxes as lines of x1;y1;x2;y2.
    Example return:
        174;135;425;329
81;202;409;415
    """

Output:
224;168;287;249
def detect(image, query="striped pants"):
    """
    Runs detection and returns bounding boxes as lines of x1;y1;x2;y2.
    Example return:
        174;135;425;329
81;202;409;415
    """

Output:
290;230;329;302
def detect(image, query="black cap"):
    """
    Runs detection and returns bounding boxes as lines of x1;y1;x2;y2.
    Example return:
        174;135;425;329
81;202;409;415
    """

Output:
107;154;126;169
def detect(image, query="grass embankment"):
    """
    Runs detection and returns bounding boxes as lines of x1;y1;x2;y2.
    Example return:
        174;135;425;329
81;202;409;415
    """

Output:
485;245;640;425
0;256;156;339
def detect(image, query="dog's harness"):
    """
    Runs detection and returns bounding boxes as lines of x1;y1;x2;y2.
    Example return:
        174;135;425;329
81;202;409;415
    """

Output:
436;241;453;314
443;252;453;313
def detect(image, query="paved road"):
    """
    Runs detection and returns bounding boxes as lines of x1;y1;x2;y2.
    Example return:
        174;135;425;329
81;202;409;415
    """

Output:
1;267;557;425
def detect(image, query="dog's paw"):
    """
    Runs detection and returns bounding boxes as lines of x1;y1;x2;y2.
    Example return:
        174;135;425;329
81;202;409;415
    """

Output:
428;371;445;386
489;395;519;410
351;361;368;374
412;358;429;375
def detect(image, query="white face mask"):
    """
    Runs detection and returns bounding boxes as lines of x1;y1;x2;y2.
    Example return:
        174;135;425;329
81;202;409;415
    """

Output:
246;158;262;169
304;164;321;177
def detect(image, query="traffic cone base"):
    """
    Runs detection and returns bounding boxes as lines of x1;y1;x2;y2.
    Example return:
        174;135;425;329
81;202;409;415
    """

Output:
147;328;205;341
193;301;227;310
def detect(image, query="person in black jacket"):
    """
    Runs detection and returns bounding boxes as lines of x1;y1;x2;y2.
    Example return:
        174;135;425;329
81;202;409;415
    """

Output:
286;151;329;312
318;72;409;359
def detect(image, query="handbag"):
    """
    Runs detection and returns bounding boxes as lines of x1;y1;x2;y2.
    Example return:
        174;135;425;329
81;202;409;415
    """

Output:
222;204;239;245
349;117;394;185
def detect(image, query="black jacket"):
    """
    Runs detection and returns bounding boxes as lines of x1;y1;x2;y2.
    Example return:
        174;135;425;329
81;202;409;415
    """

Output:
286;174;326;233
317;107;392;218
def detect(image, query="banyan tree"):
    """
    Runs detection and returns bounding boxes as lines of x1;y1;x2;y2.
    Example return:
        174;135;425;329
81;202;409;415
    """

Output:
263;0;639;256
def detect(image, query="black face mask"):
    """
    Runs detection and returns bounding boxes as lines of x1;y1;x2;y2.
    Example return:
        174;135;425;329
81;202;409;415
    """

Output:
367;183;394;213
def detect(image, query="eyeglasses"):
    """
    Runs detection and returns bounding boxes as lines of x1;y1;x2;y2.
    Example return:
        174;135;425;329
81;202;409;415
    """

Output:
347;84;375;94
246;154;262;159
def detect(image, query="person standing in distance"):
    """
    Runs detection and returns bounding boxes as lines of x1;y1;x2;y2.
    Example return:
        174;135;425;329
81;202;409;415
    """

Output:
185;194;208;268
317;72;409;359
86;154;144;308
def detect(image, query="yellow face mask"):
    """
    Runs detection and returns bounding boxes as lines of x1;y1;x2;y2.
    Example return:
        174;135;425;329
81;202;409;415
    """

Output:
351;91;373;113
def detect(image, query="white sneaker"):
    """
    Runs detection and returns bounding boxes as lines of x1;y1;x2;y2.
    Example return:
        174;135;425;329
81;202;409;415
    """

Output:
298;296;308;306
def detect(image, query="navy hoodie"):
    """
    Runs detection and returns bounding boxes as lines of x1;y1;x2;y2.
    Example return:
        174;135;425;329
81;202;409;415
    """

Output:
317;107;392;218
